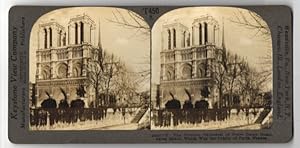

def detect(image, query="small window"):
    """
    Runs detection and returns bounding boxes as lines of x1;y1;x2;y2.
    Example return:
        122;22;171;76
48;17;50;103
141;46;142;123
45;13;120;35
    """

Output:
204;22;208;44
49;27;52;47
199;24;202;45
75;23;78;44
80;22;84;43
173;29;176;48
167;29;171;49
44;28;47;48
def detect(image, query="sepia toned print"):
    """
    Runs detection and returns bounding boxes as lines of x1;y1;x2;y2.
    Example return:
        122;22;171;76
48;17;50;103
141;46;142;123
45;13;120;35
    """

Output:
28;6;273;131
151;7;273;130
29;7;150;130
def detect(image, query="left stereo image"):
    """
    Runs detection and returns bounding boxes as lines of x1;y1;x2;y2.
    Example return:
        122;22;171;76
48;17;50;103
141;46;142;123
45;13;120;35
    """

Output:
29;7;151;130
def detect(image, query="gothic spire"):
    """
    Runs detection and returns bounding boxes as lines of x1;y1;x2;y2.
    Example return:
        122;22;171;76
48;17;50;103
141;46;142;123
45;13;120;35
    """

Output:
221;18;226;50
98;18;102;48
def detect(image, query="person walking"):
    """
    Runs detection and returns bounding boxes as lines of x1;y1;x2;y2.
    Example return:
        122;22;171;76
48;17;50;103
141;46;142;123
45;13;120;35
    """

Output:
165;92;181;126
194;97;209;123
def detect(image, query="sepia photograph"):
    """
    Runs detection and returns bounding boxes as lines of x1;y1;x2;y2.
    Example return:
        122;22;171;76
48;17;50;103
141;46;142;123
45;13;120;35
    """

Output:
150;7;273;130
28;6;273;131
7;5;294;143
29;7;151;130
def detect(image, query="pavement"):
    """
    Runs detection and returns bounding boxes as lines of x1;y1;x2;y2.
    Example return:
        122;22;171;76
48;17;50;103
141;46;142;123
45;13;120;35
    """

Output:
222;123;261;130
90;123;139;130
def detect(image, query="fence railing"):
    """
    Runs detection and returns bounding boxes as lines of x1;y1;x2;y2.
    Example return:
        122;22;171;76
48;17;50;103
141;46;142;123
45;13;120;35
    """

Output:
151;107;259;127
29;107;140;127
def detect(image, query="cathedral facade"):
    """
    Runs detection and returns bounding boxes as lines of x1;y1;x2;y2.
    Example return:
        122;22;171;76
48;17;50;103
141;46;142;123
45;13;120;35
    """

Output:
159;15;224;107
35;14;100;107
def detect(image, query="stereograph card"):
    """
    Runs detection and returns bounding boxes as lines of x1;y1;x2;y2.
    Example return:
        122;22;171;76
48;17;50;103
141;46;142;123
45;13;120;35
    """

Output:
8;6;293;143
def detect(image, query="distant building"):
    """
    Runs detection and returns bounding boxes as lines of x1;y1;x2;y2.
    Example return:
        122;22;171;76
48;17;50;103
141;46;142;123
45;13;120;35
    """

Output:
35;14;101;106
159;15;226;107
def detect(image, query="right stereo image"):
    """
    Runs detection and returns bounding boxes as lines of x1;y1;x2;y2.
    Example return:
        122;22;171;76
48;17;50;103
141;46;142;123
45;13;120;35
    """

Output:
150;7;273;130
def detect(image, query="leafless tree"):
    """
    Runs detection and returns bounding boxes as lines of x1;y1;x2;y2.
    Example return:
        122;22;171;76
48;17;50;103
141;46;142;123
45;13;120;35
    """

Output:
112;63;139;107
108;9;150;38
231;9;272;82
231;9;270;40
213;48;263;108
87;45;144;107
108;9;151;86
224;54;248;107
86;47;106;107
212;49;229;107
237;65;264;107
86;46;123;107
101;54;123;106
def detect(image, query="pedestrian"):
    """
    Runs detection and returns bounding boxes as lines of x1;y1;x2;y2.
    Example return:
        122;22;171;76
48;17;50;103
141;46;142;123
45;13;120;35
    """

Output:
41;91;57;126
194;97;209;123
165;92;181;126
183;89;194;124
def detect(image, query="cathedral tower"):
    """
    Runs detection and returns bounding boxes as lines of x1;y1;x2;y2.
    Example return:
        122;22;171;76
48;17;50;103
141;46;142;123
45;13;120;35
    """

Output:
159;15;222;107
35;14;97;107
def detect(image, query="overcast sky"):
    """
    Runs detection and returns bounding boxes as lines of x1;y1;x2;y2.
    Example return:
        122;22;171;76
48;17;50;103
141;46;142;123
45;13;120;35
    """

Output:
29;7;150;91
151;7;272;90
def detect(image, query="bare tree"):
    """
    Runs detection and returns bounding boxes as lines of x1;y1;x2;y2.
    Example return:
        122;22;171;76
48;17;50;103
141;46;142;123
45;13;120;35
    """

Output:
237;65;264;107
212;49;229;108
87;45;142;107
101;54;122;106
108;9;151;87
213;47;262;108
86;47;106;107
224;54;249;107
112;63;138;107
231;9;272;82
86;46;122;107
108;9;150;38
231;9;270;39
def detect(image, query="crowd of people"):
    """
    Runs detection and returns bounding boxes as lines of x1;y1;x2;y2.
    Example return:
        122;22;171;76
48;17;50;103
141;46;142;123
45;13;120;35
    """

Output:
153;92;234;127
30;87;121;127
30;107;108;127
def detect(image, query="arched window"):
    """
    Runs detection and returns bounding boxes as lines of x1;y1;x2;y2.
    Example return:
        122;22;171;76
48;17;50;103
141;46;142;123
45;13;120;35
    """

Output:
80;22;84;43
213;25;216;44
187;33;190;47
198;63;207;77
41;65;51;80
41;70;50;80
49;27;52;47
166;66;175;80
44;28;47;48
197;67;204;78
63;33;66;46
192;26;194;45
183;31;186;47
182;64;192;79
72;68;79;77
173;29;176;48
167;29;171;49
204;22;208;44
57;64;68;78
72;63;81;77
199;23;202;45
58;30;62;47
75;23;78;44
166;71;172;80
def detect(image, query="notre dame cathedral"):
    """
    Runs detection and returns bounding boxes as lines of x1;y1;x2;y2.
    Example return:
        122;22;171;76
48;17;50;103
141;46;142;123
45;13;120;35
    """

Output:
159;15;225;107
35;14;101;107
